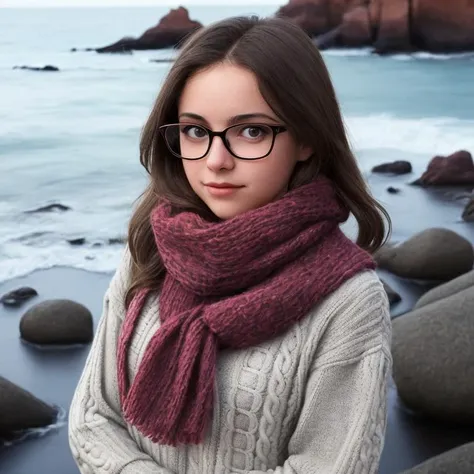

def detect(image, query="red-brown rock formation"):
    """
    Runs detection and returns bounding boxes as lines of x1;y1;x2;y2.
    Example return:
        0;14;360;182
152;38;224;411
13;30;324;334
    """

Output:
86;1;474;55
374;0;411;53
277;0;474;53
276;0;331;36
338;5;372;47
412;0;474;52
142;6;202;37
95;7;202;53
412;151;474;186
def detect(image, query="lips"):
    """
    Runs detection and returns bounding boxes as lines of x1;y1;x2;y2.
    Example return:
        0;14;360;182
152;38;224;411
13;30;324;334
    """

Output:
204;182;244;197
204;182;243;189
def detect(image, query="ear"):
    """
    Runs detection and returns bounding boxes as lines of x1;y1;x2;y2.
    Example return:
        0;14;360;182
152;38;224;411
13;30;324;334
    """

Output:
297;144;313;162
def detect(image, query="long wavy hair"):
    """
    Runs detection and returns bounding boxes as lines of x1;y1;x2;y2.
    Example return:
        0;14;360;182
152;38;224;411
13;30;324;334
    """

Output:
125;15;391;307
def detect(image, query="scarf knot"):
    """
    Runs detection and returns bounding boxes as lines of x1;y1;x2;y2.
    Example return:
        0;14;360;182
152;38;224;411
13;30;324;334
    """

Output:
118;176;375;445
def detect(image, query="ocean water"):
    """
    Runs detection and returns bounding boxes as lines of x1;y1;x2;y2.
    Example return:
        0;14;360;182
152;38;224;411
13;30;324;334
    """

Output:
1;5;474;283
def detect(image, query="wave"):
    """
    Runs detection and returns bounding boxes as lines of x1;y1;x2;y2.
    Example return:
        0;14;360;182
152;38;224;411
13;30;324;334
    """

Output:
323;48;474;61
1;406;66;448
0;202;129;283
322;48;372;57
0;240;122;283
393;51;474;61
345;114;474;156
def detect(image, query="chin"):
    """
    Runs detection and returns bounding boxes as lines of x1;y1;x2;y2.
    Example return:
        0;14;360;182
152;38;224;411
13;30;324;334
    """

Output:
206;203;250;221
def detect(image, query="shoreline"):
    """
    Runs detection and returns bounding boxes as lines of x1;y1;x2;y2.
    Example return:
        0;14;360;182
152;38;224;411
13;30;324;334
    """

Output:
0;265;114;288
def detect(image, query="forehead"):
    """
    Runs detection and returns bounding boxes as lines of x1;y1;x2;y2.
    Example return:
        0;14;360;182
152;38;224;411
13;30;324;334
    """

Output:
178;63;275;123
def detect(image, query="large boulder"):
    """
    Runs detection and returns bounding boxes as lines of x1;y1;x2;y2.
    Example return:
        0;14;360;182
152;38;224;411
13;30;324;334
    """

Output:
95;7;202;53
20;299;93;345
375;228;474;281
413;0;474;53
338;5;373;47
392;283;474;425
276;0;474;54
0;376;56;438
328;0;353;27
372;160;412;175
374;0;412;54
401;442;474;473
278;0;375;46
412;150;474;186
415;270;474;309
276;0;331;36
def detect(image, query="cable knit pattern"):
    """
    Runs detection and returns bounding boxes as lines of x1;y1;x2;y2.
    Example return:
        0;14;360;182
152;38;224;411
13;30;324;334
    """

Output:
69;247;392;474
254;333;299;471
354;355;389;473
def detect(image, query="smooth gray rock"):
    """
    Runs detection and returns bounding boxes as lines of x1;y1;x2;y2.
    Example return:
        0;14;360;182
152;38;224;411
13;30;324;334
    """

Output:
415;270;474;309
401;442;474;473
375;228;474;281
20;299;93;345
392;286;474;424
0;376;56;438
1;287;38;307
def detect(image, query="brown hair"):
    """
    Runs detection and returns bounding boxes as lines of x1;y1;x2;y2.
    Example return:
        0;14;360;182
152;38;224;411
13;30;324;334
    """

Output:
125;15;391;307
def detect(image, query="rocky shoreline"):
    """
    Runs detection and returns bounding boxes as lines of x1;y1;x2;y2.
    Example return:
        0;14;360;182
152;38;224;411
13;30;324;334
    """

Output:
1;149;474;473
73;2;474;55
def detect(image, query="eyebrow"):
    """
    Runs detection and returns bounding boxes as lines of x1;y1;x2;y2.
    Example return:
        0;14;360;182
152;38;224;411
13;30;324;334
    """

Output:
178;112;281;126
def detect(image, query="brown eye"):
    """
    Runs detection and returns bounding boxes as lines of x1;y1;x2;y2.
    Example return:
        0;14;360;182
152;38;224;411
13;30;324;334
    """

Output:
181;125;208;139
240;125;270;140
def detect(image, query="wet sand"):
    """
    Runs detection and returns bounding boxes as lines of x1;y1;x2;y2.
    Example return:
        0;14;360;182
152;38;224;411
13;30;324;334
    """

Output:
1;175;474;473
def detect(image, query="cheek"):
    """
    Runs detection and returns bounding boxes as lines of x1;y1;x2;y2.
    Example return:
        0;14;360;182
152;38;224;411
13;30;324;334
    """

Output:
182;161;201;187
244;152;298;201
257;142;299;183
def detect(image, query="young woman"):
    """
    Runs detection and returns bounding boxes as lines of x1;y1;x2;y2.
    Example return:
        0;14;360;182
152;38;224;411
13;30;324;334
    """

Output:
69;15;392;474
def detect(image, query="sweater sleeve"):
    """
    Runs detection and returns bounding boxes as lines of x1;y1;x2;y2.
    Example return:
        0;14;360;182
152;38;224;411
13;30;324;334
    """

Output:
249;274;392;474
68;248;174;474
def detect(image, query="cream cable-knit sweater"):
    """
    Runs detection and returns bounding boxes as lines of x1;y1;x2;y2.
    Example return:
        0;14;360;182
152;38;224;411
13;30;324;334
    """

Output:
69;248;392;474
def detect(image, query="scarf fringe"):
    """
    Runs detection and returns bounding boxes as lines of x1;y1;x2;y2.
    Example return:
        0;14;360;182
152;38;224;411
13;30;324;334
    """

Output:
121;304;218;445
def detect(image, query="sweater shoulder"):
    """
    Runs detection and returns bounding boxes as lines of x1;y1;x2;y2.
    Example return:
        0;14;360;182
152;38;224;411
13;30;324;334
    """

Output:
324;269;387;314
314;269;388;323
303;270;391;366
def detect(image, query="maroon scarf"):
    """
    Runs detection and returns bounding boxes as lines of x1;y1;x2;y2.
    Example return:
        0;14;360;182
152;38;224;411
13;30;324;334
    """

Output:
117;176;375;446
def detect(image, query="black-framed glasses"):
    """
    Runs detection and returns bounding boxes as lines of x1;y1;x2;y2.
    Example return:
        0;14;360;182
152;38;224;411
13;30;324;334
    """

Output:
159;122;287;160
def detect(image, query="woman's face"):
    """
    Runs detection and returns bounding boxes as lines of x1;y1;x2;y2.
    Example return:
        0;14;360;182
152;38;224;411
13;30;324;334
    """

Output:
176;63;311;220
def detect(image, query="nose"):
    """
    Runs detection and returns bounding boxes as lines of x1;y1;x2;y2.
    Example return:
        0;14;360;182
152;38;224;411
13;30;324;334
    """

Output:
205;136;235;172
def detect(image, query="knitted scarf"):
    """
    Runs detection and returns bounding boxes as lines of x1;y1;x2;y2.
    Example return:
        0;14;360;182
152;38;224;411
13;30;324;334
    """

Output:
117;176;375;446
